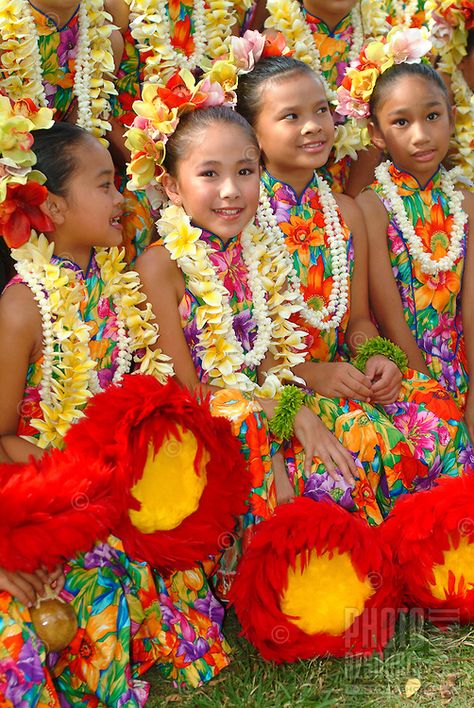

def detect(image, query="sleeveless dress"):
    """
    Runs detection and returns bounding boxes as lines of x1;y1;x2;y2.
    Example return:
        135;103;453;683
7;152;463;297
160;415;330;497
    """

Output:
0;252;230;707
302;9;354;193
148;233;276;596
0;2;154;264
261;169;473;525
368;163;469;410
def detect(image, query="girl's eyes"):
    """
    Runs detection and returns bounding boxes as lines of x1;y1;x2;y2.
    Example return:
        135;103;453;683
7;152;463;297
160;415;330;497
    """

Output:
200;170;216;177
393;118;408;127
427;112;439;121
101;182;112;190
239;167;255;176
283;113;298;120
317;106;329;114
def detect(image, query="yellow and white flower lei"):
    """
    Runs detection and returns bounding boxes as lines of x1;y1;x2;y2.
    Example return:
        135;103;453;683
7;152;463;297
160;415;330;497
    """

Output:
124;0;249;84
158;203;307;393
12;233;173;449
257;176;349;331
450;68;474;185
264;0;370;160
0;0;117;137
426;0;473;185
388;0;420;29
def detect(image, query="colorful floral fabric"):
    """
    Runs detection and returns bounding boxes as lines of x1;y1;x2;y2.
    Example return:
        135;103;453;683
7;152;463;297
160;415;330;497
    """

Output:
385;0;427;28
302;9;353;192
262;169;472;525
370;163;469;410
149;233;276;594
0;253;230;705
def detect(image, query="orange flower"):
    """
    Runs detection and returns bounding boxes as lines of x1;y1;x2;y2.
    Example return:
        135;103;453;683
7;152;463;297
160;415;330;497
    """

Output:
415;203;453;258
67;607;118;692
170;15;195;58
416;268;460;311
280;214;324;266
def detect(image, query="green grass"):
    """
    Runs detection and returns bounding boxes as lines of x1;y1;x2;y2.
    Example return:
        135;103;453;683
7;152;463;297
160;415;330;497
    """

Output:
146;612;474;707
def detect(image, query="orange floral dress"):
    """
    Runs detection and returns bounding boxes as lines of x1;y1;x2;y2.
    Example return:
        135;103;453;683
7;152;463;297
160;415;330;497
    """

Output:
262;168;474;525
369;163;469;410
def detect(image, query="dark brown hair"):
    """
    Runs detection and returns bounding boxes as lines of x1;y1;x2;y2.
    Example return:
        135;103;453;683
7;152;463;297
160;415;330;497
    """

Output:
163;105;259;175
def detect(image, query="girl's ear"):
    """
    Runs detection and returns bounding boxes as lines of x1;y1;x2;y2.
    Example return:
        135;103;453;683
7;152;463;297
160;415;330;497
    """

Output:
39;193;67;226
161;173;182;206
368;120;386;152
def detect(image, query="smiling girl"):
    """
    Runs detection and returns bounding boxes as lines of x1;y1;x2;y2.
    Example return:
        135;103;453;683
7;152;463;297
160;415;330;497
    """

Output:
236;51;473;521
0;118;231;705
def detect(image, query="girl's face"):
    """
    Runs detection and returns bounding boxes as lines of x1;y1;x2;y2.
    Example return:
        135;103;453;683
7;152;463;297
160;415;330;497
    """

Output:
370;75;454;185
54;138;124;253
254;72;334;190
164;122;260;240
303;0;358;27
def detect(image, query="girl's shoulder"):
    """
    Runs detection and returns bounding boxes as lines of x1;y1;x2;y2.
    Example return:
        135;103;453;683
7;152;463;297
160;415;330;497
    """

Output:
334;191;380;236
135;240;182;281
0;279;42;347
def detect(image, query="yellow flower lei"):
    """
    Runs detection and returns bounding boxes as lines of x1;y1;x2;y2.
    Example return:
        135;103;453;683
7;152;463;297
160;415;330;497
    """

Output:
426;1;473;185
124;0;249;84
0;0;117;137
264;0;371;159
158;204;307;394
12;233;173;449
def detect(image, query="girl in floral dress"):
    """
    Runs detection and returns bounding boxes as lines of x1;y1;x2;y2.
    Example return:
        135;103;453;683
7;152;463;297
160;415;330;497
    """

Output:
0;0;155;264
0;120;231;705
236;54;473;523
264;0;388;195
357;62;474;438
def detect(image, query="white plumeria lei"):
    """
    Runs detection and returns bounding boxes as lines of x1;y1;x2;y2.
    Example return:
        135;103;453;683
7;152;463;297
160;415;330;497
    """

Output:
375;160;467;276
12;233;173;449
0;0;116;137
125;0;244;84
158;204;307;393
264;0;370;160
257;176;349;331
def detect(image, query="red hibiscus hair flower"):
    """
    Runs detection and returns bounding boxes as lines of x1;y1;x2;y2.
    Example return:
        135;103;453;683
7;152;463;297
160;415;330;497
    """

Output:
0;181;54;248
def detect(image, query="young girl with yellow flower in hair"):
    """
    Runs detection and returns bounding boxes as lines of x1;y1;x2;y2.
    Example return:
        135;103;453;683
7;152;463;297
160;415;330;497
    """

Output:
263;0;389;195
354;36;474;441
0;109;232;704
426;0;474;187
234;38;473;523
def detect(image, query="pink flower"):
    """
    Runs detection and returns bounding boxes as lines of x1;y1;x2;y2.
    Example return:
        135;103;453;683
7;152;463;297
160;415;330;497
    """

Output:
199;78;226;107
335;86;370;119
231;30;265;73
131;115;151;130
389;28;432;65
429;14;454;49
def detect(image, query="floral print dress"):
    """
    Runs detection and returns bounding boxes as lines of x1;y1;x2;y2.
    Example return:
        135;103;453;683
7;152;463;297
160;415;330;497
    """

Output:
148;233;276;597
369;163;469;410
262;169;473;526
0;252;230;707
302;9;354;193
0;2;154;264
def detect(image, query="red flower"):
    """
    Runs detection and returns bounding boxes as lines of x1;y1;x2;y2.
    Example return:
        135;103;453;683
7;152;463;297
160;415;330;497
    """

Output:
0;182;53;248
262;30;293;58
170;15;194;58
156;69;207;112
